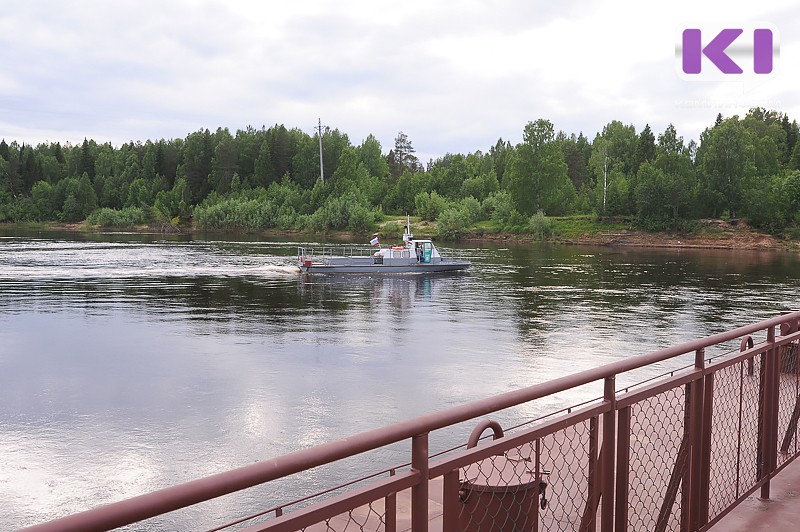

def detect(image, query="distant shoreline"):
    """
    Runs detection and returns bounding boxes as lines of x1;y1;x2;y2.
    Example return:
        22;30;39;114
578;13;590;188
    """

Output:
465;229;791;251
2;220;796;252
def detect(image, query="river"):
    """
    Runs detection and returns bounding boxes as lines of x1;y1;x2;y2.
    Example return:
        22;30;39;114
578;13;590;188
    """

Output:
1;229;798;529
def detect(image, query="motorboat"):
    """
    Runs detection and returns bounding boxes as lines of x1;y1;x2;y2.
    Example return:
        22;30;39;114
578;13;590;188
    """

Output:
298;220;470;274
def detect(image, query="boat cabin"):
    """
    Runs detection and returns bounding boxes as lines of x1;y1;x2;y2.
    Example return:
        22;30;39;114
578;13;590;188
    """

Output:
373;239;438;263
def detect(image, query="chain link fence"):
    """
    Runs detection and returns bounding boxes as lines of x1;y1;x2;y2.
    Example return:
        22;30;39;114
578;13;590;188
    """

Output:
626;385;685;532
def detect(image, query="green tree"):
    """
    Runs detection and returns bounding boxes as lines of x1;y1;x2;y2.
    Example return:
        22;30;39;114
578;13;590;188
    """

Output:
79;138;96;179
125;178;153;208
603;168;629;216
140;140;158;182
94;144;115;178
38;153;64;183
633;124;656;175
697;117;756;218
560;132;592;191
589;137;610;213
358;134;389;178
0;145;21;197
59;174;98;222
415;191;448;221
235;126;261;180
254;138;274;187
31;181;57;220
154;177;190;222
19;145;42;194
292;133;321;188
158;139;181;187
505;119;574;216
429;153;470;197
320;127;350;183
211;127;238;194
635;162;666;222
782;116;799;165
388;131;421;178
789;140;800;171
0;139;9;161
460;170;498;201
489;138;513;184
269;125;293;184
181;129;214;203
653;124;696;222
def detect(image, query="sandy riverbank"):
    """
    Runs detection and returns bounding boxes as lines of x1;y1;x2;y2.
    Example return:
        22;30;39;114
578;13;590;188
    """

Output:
10;219;797;252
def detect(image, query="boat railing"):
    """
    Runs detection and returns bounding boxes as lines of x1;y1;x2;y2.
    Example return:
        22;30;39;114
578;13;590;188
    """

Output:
298;246;375;265
298;244;470;265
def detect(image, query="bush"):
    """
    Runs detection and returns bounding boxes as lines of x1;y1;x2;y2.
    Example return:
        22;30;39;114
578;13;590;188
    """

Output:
347;204;373;233
459;196;482;223
529;210;554;239
380;220;405;239
504;209;529;233
87;207;150;227
483;190;515;225
303;193;381;233
415;191;449;222
57;175;98;222
275;204;299;229
7;197;36;222
436;207;470;240
193;197;279;231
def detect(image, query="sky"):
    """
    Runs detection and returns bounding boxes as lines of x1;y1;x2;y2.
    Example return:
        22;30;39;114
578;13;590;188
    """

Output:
1;0;798;161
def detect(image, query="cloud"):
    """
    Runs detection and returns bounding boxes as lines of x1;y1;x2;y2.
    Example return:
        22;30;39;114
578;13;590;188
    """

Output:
0;0;798;157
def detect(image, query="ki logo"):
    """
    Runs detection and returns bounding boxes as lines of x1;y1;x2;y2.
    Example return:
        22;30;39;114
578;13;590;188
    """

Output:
676;24;779;88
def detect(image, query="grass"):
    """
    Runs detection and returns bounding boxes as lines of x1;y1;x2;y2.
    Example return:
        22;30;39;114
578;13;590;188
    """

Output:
377;215;637;241
549;216;632;239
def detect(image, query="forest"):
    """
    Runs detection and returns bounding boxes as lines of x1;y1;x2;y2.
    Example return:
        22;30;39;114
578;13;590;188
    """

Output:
2;107;800;240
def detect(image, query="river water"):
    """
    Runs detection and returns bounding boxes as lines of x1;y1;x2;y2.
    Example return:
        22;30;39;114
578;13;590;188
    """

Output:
1;229;799;529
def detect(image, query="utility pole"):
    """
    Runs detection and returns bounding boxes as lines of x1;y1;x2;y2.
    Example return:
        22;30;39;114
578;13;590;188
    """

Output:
602;143;608;213
317;118;324;183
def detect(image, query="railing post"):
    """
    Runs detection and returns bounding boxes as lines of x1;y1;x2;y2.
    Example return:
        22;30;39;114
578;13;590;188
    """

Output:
534;438;542;532
761;326;778;499
411;433;429;532
615;407;630;532
386;469;397;532
700;368;714;526
679;382;690;531
602;376;616;532
737;336;754;499
581;417;599;532
441;470;459;532
687;348;705;531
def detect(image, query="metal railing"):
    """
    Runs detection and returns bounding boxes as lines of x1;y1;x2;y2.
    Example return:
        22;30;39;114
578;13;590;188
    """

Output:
24;311;800;531
298;246;377;265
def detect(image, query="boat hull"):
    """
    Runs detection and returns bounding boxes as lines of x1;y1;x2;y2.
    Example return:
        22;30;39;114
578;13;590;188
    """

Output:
299;258;470;274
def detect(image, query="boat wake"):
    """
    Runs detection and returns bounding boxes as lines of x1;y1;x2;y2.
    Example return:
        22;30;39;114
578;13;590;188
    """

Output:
262;265;301;275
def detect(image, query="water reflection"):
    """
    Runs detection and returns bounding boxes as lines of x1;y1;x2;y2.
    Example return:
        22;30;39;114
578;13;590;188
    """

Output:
2;232;800;529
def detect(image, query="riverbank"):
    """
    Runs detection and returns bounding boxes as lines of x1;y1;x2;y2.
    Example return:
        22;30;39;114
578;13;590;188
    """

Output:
468;219;793;251
4;218;796;252
556;219;789;250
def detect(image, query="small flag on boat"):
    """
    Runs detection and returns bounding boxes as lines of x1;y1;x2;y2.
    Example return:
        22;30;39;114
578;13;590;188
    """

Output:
370;236;380;246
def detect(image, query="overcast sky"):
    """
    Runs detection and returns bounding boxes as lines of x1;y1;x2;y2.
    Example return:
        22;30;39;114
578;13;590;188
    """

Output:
1;0;798;161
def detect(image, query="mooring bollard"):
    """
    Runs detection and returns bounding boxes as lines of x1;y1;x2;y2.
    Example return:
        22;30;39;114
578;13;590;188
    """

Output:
458;419;547;532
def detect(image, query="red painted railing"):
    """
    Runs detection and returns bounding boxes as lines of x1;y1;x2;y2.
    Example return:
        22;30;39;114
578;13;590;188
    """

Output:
23;311;800;531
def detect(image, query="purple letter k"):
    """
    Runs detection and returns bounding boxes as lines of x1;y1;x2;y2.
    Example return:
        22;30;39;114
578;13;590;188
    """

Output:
683;29;743;74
